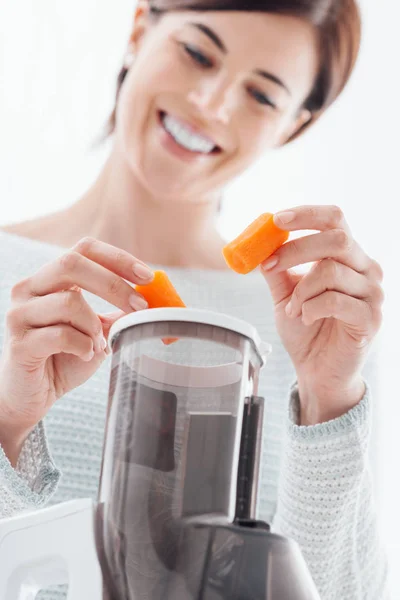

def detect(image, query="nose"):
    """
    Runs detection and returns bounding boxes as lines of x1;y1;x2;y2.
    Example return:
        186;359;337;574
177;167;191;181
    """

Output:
187;77;236;125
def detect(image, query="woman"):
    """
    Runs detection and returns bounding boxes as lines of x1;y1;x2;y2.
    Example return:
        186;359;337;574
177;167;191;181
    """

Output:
0;0;389;598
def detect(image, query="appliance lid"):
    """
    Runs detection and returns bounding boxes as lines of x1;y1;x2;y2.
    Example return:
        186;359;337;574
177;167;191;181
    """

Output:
109;308;271;366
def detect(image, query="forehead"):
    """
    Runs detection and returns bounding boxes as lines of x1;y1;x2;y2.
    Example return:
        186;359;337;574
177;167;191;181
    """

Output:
160;10;319;92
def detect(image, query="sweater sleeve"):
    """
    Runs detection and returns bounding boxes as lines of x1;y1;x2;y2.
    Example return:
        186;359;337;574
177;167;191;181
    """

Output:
0;420;61;518
273;382;390;600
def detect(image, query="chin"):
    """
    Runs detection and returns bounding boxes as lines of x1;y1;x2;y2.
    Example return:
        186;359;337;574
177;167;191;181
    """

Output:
148;177;206;206
121;130;231;204
138;155;213;201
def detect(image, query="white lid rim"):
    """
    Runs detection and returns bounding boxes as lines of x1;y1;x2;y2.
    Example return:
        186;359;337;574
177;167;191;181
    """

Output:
109;308;270;365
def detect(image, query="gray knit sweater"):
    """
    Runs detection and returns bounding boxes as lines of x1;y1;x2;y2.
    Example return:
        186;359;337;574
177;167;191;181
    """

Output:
0;231;389;599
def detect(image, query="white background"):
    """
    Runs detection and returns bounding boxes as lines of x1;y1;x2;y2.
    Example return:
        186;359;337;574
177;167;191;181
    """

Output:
1;0;399;594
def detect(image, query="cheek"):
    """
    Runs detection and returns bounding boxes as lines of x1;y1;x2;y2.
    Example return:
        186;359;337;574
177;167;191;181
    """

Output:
116;52;186;129
133;42;186;93
115;77;142;147
237;114;282;159
115;64;159;141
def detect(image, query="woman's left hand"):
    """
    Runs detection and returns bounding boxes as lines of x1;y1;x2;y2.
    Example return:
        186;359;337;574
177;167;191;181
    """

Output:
261;205;384;425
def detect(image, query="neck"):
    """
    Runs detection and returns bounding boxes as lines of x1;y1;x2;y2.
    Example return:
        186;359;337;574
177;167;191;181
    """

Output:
62;147;227;269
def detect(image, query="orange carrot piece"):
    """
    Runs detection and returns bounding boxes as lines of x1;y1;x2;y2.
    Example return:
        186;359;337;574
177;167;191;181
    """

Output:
222;213;289;274
135;270;186;308
135;270;186;345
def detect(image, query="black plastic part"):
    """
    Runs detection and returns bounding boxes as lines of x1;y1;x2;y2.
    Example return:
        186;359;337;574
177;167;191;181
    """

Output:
234;518;270;531
235;397;263;520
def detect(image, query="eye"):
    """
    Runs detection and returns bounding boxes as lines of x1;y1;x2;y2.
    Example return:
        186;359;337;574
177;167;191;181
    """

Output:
182;43;213;68
248;87;277;109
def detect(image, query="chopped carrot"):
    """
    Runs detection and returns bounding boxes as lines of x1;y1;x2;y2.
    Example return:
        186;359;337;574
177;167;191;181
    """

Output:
135;270;186;345
222;213;289;274
160;337;178;346
135;270;186;308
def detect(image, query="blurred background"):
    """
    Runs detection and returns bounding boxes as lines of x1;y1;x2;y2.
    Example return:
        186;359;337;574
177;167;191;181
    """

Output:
0;0;399;595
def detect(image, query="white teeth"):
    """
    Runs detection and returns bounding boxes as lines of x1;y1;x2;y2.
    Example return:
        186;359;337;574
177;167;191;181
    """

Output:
162;114;215;154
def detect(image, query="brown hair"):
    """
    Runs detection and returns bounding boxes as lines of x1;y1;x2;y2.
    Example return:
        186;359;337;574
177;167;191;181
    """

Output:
106;0;361;143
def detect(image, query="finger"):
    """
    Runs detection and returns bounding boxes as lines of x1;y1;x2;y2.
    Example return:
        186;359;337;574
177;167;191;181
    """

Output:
262;230;370;274
260;263;301;307
287;259;383;319
8;291;106;353
16;325;95;363
98;310;126;332
301;291;377;333
365;259;384;283
13;252;149;314
72;238;154;284
273;204;351;234
98;310;126;349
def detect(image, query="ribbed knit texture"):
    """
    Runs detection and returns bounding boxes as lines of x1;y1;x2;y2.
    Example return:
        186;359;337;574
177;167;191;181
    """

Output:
0;231;389;599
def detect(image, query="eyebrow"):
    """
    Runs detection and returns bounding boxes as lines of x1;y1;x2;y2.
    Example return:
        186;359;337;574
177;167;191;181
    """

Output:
188;22;292;96
189;23;227;53
255;69;291;96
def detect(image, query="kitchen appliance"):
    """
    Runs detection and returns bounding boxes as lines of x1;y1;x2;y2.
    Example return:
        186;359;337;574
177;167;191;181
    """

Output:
0;308;320;600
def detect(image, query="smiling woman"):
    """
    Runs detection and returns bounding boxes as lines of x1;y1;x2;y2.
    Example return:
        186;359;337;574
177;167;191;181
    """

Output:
93;0;361;211
107;0;361;144
0;0;392;598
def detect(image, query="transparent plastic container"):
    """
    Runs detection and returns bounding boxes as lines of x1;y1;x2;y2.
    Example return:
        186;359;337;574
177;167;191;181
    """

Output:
95;308;319;600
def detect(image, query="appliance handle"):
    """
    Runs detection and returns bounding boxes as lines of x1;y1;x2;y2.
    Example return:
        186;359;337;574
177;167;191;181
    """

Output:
0;498;102;600
235;395;265;521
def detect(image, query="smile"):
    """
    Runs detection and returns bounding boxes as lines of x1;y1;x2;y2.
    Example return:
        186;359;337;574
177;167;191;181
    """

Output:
159;111;221;155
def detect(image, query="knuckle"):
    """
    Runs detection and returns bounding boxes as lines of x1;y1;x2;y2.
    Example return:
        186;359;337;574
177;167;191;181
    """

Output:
107;275;124;297
94;318;103;337
73;236;96;256
327;292;340;312
332;228;351;252
6;306;24;330
114;249;127;265
369;259;384;282
10;278;31;301
322;258;338;284
329;205;344;226
305;206;319;220
58;251;80;274
93;325;103;340
371;284;385;306
61;290;81;313
53;327;69;346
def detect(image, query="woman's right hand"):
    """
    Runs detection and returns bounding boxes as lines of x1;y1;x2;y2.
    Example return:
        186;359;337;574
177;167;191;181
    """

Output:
0;238;153;463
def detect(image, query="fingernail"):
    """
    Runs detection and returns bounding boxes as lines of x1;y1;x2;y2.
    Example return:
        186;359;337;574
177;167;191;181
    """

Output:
262;257;278;271
285;301;293;316
129;294;148;310
274;211;295;225
133;263;154;281
93;334;105;353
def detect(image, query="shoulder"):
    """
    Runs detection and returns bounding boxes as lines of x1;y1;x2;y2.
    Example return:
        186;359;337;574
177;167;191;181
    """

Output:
0;227;64;287
0;214;60;245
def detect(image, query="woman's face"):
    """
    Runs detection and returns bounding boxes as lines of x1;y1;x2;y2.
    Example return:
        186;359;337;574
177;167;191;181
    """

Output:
115;5;319;202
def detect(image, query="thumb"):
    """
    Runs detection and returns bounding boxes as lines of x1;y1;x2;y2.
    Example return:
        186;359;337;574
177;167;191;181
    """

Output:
259;264;300;306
